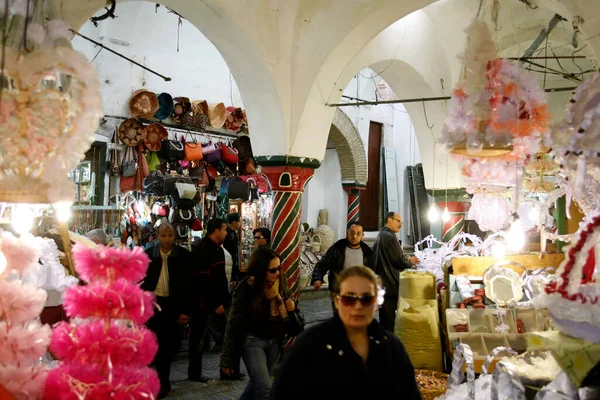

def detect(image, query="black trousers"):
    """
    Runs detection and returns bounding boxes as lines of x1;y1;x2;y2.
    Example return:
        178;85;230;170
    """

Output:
147;296;183;391
188;310;212;378
379;296;399;332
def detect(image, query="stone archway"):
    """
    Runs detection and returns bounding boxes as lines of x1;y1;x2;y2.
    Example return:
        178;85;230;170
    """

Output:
329;109;367;186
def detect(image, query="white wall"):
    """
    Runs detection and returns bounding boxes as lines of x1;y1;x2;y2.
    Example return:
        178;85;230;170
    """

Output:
71;1;244;120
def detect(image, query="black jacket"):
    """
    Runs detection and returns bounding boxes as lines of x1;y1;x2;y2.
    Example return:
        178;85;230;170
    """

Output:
224;226;242;281
142;244;193;316
311;239;373;291
373;227;413;297
191;236;230;312
270;316;421;400
220;277;290;369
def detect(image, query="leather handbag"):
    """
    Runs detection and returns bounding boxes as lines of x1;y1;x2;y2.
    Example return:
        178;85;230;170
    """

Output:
206;163;218;180
201;140;219;155
222;143;239;165
197;168;210;187
169;208;194;224
175;181;197;200
152;203;169;217
244;157;257;175
189;161;204;179
170;187;195;210
172;222;189;240
146;151;162;172
192;218;203;231
227;180;250;200
239;174;270;193
161;140;185;161
138;145;150;178
184;142;203;161
121;147;138;177
286;306;305;337
163;175;193;196
142;170;165;196
205;143;222;163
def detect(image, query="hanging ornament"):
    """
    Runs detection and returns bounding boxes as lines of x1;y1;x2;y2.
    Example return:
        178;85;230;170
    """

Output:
467;193;511;232
0;0;103;204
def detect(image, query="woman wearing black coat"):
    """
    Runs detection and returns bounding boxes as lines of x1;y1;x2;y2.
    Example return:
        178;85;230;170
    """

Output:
271;265;421;400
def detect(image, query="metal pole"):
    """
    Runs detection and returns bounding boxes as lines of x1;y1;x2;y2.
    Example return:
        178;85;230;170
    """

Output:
327;87;578;107
70;29;172;82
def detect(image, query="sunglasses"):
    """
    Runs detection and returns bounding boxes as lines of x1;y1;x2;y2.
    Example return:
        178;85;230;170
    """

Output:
254;236;264;240
338;294;376;307
267;267;281;274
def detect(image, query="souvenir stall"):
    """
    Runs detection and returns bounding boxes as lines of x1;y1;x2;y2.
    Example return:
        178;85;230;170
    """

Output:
398;21;600;400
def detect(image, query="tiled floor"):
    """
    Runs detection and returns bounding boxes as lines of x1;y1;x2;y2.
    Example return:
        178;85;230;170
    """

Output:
164;290;333;399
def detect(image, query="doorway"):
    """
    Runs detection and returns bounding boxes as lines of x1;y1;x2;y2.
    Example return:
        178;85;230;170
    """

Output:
360;122;382;231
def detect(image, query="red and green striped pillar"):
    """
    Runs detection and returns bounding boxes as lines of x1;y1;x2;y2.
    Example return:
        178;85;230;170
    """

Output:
260;159;317;300
440;201;470;242
343;184;365;230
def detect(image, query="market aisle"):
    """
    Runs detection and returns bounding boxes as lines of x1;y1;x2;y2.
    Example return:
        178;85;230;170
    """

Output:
165;291;333;399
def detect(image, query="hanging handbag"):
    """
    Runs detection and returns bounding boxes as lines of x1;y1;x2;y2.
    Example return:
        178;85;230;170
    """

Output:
163;175;193;196
227;180;250;200
138;144;150;178
175;181;197;200
169;208;194;224
201;139;219;155
161;140;185;161
192;218;203;231
121;147;138;177
184;141;204;161
206;163;218;180
219;178;231;197
146;151;162;172
142;170;165;196
205;143;223;163
286;305;305;337
172;222;189;240
189;161;205;179
244;157;257;175
197;168;210;187
248;178;259;201
239;174;270;193
170;187;195;210
222;143;239;165
152;202;169;217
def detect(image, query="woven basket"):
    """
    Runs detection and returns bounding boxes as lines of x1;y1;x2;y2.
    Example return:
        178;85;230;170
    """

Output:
415;369;448;400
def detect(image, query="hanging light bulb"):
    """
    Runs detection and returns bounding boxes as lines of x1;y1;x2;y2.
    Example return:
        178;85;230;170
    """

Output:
428;204;439;222
528;206;540;223
54;201;72;223
507;214;525;251
442;206;451;222
491;241;506;259
0;250;6;275
12;204;34;235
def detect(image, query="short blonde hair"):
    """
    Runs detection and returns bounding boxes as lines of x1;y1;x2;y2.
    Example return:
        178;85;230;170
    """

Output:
333;265;380;294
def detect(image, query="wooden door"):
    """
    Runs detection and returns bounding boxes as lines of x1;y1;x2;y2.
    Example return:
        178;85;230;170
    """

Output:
360;122;382;231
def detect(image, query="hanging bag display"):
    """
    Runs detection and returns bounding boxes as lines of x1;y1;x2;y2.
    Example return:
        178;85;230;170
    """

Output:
172;222;189;240
189;161;205;179
222;142;239;165
178;136;191;169
138;144;150;178
184;139;204;161
201;138;219;155
163;175;193;196
142;170;165;196
227;180;250;200
170;187;195;210
121;147;138;177
169;208;194;224
160;140;185;161
175;181;197;200
205;142;223;163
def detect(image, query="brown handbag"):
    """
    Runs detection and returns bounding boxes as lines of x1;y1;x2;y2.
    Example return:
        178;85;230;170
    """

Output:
206;163;218;180
198;168;210;187
184;142;204;161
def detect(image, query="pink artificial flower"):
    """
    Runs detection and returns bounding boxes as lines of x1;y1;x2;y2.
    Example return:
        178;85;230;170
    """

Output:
72;244;150;284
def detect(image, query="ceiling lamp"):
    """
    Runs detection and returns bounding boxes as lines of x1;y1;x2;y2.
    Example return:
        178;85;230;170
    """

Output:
0;0;103;205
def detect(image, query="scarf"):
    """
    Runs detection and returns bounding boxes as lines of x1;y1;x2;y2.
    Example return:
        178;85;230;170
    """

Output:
249;277;288;320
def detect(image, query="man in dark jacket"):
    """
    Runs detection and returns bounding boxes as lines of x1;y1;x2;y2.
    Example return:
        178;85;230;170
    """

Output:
224;213;243;286
188;218;230;383
311;222;373;295
143;222;192;399
373;212;416;331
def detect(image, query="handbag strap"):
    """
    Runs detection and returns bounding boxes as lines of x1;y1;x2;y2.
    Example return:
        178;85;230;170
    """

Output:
170;141;184;151
179;209;193;220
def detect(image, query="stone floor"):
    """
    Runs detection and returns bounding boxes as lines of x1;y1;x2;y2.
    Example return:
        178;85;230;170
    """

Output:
164;290;333;399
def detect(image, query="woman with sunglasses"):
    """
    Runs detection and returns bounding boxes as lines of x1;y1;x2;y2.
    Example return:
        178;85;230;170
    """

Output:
271;265;421;400
220;247;295;400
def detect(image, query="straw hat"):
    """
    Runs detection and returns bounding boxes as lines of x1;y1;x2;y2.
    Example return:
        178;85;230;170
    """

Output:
129;90;159;119
172;97;191;122
207;102;228;128
225;106;245;131
118;118;146;146
154;92;174;121
144;123;169;151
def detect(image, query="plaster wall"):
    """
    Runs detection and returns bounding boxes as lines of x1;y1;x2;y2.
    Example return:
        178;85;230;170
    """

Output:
71;2;244;120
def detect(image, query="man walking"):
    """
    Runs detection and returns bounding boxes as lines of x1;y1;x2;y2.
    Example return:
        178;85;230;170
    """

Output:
189;218;230;383
311;222;373;306
224;213;243;286
143;223;192;398
373;212;415;332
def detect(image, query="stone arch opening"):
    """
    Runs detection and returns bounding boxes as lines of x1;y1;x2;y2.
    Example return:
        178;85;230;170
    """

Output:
328;109;367;186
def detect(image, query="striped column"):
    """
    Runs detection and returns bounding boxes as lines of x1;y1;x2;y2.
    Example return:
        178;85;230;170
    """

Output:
440;201;470;242
261;165;315;300
343;184;365;229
